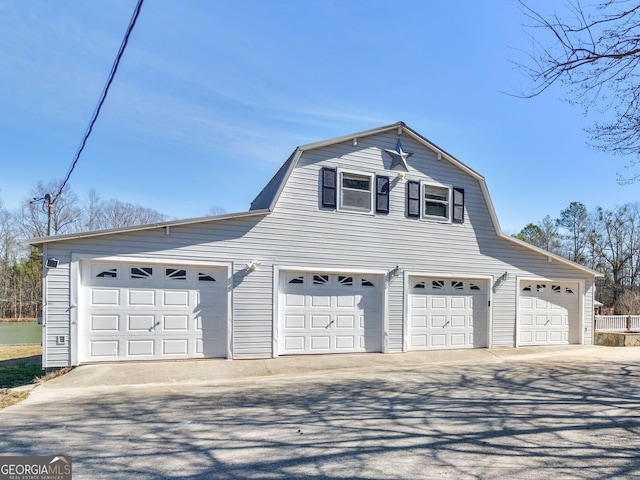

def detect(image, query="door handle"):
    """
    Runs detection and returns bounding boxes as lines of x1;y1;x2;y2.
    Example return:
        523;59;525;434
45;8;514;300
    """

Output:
326;319;335;329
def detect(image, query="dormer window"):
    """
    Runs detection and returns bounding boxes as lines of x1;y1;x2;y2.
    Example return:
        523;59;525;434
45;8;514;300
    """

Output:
339;171;373;213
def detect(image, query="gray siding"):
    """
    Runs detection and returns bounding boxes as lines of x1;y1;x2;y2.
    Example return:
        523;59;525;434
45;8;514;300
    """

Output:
40;129;598;364
43;252;71;367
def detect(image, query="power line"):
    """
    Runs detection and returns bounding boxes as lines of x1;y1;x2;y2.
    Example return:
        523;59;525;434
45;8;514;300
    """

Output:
55;0;145;201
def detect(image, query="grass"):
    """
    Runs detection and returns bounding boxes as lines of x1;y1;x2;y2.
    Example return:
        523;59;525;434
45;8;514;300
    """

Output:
0;344;43;409
0;390;29;408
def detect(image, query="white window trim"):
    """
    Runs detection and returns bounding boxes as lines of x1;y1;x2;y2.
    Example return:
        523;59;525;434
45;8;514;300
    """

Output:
338;168;375;215
421;181;452;222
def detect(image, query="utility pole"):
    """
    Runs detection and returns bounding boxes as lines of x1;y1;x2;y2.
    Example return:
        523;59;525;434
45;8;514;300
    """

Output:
45;193;54;237
30;193;55;237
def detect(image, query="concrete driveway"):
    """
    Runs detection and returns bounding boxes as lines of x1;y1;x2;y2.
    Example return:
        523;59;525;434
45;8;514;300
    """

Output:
2;346;640;479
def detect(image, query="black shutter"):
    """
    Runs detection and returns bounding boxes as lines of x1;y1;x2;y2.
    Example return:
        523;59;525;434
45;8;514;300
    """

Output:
453;187;464;223
321;167;337;208
407;181;420;217
376;176;390;213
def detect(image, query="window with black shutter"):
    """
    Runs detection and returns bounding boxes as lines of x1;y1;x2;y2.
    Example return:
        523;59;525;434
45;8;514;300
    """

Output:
407;181;420;217
453;187;465;223
321;167;337;208
376;176;390;213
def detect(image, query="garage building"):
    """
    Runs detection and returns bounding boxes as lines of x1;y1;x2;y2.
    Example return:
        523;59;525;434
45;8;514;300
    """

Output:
30;122;602;367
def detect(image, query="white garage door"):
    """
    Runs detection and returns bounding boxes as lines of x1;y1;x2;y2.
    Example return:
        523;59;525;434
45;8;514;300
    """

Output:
279;271;383;355
408;277;488;350
519;281;580;345
78;261;227;363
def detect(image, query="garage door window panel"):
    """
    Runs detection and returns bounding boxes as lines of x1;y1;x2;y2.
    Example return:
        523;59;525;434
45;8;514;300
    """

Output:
131;267;153;279
338;276;353;286
96;268;118;278
166;268;187;280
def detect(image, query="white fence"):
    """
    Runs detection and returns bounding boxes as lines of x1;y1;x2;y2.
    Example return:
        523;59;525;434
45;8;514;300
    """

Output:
594;315;640;331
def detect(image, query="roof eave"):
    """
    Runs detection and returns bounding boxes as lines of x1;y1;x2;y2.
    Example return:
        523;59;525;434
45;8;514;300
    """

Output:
26;209;271;247
502;234;604;277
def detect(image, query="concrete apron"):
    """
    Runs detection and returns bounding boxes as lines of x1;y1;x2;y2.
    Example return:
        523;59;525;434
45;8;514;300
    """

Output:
42;345;636;391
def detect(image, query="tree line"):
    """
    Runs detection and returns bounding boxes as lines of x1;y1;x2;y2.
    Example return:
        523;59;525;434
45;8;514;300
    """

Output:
1;180;634;317
514;201;640;313
0;180;168;319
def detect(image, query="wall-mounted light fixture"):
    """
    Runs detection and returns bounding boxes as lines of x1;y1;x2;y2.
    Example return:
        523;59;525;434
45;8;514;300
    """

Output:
246;261;261;272
46;258;59;269
390;265;401;277
397;172;406;180
492;271;509;293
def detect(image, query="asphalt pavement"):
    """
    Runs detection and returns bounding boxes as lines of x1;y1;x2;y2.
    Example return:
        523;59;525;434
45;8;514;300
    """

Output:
2;346;640;479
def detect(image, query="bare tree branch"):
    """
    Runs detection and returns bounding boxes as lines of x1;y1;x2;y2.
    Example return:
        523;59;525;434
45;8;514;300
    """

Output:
515;1;640;180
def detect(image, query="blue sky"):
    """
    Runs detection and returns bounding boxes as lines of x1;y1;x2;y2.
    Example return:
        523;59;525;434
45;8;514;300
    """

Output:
1;0;638;234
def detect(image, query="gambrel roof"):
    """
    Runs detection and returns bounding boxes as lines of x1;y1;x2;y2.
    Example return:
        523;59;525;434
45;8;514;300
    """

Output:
28;122;601;277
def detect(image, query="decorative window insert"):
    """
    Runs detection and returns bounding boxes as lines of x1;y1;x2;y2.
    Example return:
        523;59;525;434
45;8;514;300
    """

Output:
198;273;216;282
432;280;445;290
414;281;426;289
96;268;118;278
340;171;373;213
565;287;574;294
522;284;532;292
313;275;329;285
338;276;353;286
131;267;153;279
536;284;546;292
166;268;187;280
470;283;481;291
361;279;375;287
423;184;450;220
288;276;304;284
552;285;561;293
452;281;464;290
